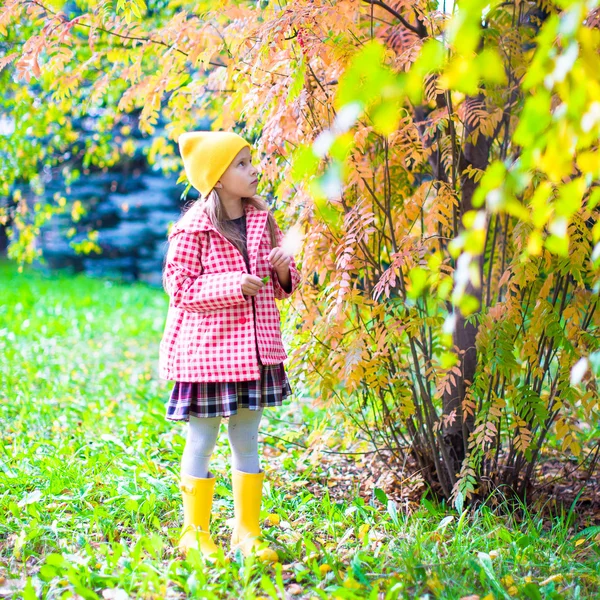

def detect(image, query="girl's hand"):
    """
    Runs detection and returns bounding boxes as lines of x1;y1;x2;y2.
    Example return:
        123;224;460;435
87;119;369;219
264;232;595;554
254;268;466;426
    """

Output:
241;274;264;296
267;247;291;276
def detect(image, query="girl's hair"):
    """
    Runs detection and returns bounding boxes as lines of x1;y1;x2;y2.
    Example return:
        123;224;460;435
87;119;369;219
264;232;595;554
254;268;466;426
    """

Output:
188;188;278;257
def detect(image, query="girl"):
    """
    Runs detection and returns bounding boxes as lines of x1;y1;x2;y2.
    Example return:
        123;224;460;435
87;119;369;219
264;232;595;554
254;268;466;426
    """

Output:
159;131;301;564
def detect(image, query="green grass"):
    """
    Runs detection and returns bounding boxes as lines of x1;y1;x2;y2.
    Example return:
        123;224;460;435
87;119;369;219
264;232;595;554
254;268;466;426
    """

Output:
1;259;598;599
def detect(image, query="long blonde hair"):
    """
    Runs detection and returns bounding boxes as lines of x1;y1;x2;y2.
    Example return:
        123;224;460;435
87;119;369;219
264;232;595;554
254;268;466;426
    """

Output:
197;189;278;257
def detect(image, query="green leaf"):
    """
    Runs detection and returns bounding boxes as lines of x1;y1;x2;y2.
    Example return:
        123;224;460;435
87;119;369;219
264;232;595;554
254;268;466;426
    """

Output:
374;488;387;504
292;145;320;181
351;554;370;585
476;48;507;85
555;177;585;218
337;40;399;108
22;579;38;600
473;161;507;208
408;267;428;299
521;582;544;600
287;58;306;104
45;553;68;568
545;233;569;256
371;100;402;136
125;497;139;512
440;55;480;95
458;293;480;316
329;133;354;162
477;552;510;599
513;90;552;147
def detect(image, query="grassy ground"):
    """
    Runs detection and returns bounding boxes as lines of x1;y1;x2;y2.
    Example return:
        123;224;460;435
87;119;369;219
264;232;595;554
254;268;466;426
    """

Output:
1;259;598;599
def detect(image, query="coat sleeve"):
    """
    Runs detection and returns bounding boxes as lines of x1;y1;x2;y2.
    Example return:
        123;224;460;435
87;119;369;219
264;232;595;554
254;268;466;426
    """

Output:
163;230;246;312
272;219;301;300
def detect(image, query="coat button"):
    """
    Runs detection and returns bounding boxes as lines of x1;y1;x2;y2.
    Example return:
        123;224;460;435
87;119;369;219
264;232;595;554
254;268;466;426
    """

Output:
239;317;247;324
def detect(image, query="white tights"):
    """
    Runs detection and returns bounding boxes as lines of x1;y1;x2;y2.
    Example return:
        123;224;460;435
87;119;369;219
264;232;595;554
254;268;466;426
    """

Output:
180;407;263;479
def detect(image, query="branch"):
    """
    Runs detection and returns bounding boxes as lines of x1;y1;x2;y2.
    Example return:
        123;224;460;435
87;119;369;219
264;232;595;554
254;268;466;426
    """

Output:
360;0;424;37
263;432;379;455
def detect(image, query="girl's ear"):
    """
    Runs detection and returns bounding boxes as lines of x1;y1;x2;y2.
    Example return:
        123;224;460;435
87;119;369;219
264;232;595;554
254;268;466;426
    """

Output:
215;182;223;189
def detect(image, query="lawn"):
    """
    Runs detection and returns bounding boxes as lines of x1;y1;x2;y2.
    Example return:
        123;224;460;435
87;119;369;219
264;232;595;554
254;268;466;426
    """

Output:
0;260;598;599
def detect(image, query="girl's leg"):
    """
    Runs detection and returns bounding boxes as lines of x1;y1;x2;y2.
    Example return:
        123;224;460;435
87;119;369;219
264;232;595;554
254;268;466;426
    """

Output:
181;415;221;479
228;407;277;562
227;407;263;473
178;415;223;559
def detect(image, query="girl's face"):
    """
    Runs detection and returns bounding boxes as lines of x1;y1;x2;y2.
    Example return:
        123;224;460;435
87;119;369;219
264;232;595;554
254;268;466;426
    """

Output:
217;147;259;199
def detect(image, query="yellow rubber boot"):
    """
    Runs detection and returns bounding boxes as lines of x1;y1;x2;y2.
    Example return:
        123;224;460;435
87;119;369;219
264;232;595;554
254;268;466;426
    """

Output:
230;469;279;563
178;472;222;561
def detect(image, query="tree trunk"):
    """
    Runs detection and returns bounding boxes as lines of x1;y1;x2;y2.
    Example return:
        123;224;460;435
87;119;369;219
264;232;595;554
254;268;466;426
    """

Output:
0;224;7;255
442;93;492;477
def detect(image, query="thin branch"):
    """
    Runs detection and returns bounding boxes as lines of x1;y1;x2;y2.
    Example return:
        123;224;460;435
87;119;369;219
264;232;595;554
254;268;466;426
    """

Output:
26;0;229;66
263;433;380;456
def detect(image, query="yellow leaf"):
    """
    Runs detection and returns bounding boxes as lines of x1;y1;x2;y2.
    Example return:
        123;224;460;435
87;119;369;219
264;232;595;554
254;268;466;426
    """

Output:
343;577;361;590
122;139;136;156
439;55;480;95
358;523;370;542
540;574;564;585
264;513;280;526
577;150;600;177
427;576;443;593
527;230;543;256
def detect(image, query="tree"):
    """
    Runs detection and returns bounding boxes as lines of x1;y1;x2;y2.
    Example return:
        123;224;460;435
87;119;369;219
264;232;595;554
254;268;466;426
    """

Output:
1;0;599;501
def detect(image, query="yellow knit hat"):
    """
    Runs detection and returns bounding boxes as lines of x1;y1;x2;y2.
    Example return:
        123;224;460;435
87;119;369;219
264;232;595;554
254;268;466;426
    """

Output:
178;131;251;197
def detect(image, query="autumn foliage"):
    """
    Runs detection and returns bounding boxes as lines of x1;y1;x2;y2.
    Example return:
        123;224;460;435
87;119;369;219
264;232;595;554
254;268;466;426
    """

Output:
1;0;599;502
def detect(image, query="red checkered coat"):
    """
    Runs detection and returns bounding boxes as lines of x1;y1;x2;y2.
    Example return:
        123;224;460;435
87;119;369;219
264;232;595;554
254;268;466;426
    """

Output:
159;202;301;382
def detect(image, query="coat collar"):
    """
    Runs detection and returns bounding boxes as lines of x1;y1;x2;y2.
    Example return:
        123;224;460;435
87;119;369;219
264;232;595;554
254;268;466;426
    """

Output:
170;201;270;274
171;201;267;233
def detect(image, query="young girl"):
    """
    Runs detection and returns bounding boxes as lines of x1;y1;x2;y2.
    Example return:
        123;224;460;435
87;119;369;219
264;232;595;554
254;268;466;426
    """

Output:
159;131;301;564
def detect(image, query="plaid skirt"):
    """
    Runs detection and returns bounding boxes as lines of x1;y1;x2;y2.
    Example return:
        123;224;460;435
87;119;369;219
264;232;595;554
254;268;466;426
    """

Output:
166;363;292;420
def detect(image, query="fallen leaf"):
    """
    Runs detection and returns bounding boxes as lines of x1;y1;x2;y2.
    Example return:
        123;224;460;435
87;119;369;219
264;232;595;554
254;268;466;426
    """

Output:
427;576;443;593
288;583;303;595
0;579;26;595
18;489;42;507
102;589;129;600
540;574;564;586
